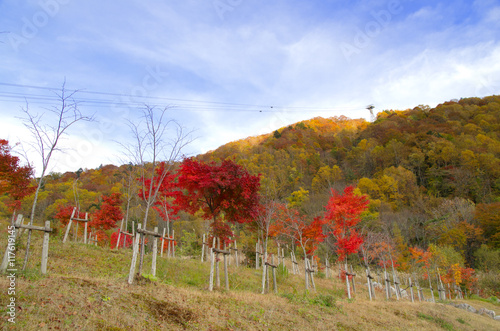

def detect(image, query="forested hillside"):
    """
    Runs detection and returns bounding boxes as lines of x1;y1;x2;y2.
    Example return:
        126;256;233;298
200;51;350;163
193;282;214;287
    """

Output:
199;95;500;276
2;95;499;294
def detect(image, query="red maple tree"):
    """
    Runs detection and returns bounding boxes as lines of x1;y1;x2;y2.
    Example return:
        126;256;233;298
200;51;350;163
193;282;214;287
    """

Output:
270;205;325;257
174;158;260;241
322;186;369;261
110;231;134;249
0;139;34;211
91;192;124;231
138;162;179;227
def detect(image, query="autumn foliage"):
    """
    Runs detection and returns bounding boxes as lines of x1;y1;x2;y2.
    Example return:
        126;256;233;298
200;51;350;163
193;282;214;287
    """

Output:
271;205;325;255
90;193;124;231
322;186;369;261
175;158;260;240
138;162;180;224
0;139;34;210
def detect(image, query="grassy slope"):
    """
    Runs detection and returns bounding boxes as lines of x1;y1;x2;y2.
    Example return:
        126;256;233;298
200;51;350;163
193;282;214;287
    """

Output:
0;226;499;330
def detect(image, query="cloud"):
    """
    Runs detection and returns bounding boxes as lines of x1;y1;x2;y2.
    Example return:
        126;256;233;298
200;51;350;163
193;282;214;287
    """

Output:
1;0;499;174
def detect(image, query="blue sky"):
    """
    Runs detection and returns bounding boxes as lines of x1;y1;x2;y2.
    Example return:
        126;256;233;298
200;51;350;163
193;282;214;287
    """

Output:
1;0;499;175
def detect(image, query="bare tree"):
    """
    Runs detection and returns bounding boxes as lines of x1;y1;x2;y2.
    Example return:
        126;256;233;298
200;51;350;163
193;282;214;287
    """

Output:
20;83;93;270
121;105;193;276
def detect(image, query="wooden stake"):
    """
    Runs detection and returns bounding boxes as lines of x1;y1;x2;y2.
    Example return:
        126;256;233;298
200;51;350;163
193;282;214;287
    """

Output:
161;228;166;258
350;265;356;294
172;230;175;257
235;240;239;267
366;269;372;301
127;224;142;285
151;227;158;277
346;261;351;299
265;252;270;293
209;247;215;291
216;238;220;288
40;221;51;274
256;241;260;269
384;269;390;300
201;234;205;262
224;243;229;290
272;255;277;294
309;259;316;290
116;219;124;249
261;255;267;294
428;276;435;303
409;277;414;303
84;220;88;244
62;207;76;243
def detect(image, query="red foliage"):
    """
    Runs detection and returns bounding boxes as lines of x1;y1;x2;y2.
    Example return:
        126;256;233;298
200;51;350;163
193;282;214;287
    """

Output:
138;162;180;223
110;231;134;248
54;205;85;226
175;158;260;240
409;246;432;269
322;186;369;261
0;139;34;210
271;205;326;255
90;193;124;231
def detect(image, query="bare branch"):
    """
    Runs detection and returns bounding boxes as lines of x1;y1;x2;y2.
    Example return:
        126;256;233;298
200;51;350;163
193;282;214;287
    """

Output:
19;82;93;271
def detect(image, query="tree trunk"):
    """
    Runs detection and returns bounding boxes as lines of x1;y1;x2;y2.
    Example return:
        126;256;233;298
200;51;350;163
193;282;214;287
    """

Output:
22;173;45;271
138;203;151;274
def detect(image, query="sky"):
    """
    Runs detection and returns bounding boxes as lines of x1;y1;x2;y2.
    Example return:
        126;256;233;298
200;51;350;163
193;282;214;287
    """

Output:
1;0;499;176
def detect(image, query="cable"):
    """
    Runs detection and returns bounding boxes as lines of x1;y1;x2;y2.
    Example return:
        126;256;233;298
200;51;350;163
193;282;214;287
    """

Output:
0;82;366;114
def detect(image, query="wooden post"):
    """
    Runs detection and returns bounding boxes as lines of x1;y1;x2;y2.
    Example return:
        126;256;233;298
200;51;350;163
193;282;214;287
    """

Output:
224;243;229;290
206;234;210;261
84;213;88;243
281;248;285;269
346;261;351;299
409;277;414;303
216;238;220;288
172;230;175;258
128;224;142;285
116;219;124;249
151;227;158;277
350;265;356;294
265;252;270;293
63;208;76;243
209;246;215;291
161;228;166;258
366;269;372;301
235;240;239;267
75;220;78;242
201;234;205;262
309;259;316;290
84;220;88;244
167;229;171;257
261;252;267;294
428;276;435;303
40;221;51;274
256;241;260;269
272;255;277;294
384;270;390;300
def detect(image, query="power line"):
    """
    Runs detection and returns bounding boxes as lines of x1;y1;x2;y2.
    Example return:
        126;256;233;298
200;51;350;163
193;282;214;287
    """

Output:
0;82;365;113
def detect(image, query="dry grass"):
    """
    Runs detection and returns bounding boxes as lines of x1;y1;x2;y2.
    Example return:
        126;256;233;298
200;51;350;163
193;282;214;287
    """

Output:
0;222;499;330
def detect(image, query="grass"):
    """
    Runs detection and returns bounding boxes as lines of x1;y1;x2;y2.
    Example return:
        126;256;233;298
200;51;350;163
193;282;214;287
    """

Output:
417;312;455;330
1;225;499;330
